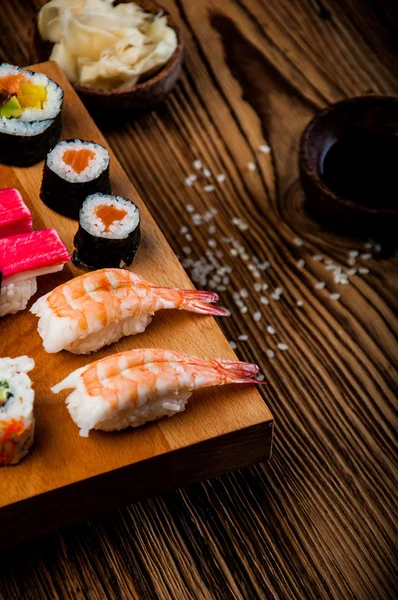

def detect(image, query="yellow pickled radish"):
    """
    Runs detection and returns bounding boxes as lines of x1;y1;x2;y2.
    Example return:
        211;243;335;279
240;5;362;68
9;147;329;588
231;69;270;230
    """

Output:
18;94;42;109
20;82;47;108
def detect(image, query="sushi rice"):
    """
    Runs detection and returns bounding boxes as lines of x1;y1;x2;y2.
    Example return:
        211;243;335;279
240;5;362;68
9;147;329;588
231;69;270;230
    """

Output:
46;139;109;183
0;118;53;137
79;193;140;239
0;356;35;465
0;278;37;317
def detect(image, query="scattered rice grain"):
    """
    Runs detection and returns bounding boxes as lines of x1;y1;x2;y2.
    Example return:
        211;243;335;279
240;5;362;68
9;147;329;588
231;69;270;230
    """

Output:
297;259;305;269
315;281;325;289
259;145;271;154
266;349;275;358
278;343;289;351
267;325;275;335
192;214;202;225
253;311;262;322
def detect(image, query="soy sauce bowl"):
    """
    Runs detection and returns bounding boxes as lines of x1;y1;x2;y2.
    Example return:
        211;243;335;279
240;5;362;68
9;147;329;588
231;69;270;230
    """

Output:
299;96;398;236
31;0;183;114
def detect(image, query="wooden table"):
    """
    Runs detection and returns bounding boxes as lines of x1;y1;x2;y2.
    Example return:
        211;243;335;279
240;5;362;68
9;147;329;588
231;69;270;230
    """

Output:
0;1;397;598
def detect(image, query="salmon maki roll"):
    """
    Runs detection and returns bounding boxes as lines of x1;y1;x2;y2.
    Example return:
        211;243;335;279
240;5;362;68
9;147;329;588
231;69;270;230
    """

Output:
40;139;111;219
72;193;141;269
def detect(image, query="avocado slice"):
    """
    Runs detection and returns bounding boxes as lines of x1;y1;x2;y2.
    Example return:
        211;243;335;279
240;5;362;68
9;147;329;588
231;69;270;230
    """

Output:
0;96;23;118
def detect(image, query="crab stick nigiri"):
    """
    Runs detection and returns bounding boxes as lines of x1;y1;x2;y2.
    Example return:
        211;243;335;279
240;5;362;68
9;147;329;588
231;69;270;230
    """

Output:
0;229;70;317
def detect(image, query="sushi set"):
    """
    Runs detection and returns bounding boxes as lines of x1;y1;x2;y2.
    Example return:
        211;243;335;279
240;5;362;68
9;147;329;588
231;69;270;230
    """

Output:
0;62;273;548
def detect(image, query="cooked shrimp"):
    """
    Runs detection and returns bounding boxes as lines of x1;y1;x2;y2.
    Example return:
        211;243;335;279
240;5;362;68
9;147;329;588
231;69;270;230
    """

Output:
30;269;229;354
51;348;264;437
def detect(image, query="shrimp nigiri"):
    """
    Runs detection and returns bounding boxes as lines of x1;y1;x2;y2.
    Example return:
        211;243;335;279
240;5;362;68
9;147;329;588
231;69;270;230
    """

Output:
51;348;264;437
30;269;229;354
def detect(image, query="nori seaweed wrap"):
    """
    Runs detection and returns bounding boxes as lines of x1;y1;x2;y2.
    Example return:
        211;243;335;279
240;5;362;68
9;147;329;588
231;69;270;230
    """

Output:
72;193;141;269
0;64;63;167
40;139;111;219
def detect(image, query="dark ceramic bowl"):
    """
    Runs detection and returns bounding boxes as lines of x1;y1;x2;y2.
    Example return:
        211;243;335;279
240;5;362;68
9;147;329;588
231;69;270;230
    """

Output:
299;96;398;235
31;0;183;113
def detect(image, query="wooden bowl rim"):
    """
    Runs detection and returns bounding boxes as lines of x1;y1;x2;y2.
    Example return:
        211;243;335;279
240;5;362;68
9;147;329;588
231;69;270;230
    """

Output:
299;95;398;216
34;0;183;97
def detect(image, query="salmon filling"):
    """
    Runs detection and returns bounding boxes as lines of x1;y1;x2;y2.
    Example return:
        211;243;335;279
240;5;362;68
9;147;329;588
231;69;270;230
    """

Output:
0;74;24;96
95;206;128;231
62;148;96;174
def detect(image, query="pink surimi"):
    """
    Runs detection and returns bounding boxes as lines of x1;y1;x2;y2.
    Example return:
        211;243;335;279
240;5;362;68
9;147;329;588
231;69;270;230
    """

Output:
0;188;33;238
0;229;70;283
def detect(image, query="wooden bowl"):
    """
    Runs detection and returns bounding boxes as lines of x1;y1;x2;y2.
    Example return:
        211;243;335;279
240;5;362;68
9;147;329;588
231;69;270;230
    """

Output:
299;96;398;236
31;0;184;113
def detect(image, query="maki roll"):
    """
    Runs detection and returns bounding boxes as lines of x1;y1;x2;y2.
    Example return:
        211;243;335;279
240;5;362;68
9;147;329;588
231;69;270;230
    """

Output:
72;193;141;269
40;139;111;219
0;356;35;466
0;64;63;167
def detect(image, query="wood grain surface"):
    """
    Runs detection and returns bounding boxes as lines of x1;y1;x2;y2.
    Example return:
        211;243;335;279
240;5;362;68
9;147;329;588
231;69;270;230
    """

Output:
0;62;272;545
1;0;398;599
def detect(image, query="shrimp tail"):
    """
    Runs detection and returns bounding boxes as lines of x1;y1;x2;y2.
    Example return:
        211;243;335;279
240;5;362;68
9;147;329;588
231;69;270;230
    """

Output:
215;358;266;385
178;289;230;316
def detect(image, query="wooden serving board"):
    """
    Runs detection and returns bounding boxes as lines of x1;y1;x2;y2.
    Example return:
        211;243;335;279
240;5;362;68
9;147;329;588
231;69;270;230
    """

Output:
0;62;273;548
